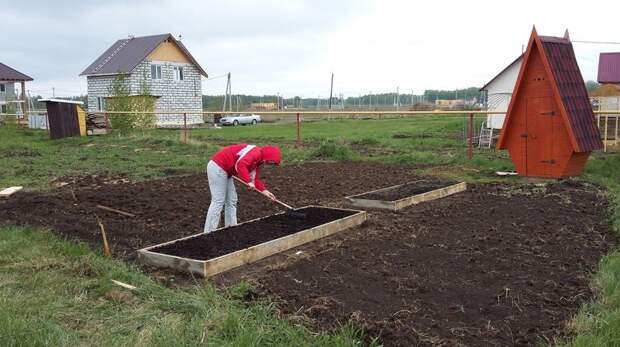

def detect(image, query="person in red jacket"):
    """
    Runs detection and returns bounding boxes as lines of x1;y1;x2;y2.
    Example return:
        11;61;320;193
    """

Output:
204;144;281;233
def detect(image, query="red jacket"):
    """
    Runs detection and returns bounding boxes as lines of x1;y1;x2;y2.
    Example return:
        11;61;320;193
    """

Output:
211;144;281;191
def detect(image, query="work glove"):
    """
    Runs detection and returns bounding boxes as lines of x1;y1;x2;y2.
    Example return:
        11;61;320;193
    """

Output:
247;182;256;190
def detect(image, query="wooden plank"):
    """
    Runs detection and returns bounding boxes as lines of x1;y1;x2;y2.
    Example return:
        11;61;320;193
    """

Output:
202;209;366;277
0;186;23;197
137;250;206;276
346;182;467;211
137;206;366;278
394;182;466;209
96;204;136;218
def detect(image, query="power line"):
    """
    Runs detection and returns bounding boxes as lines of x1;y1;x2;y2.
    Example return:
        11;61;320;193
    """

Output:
573;40;620;45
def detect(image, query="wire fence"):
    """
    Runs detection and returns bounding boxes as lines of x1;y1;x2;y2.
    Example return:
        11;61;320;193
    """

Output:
2;109;619;154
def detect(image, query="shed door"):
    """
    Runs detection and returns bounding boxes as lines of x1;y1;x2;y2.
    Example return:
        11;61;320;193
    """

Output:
525;97;555;176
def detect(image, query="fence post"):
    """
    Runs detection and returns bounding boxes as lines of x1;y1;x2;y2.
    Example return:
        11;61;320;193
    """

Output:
615;115;618;145
296;112;301;146
604;114;608;153
183;112;187;143
468;113;474;160
104;112;110;133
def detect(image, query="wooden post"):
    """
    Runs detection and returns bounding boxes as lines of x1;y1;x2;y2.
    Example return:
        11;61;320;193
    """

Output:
614;115;620;145
468;113;474;160
183;112;187;143
296;112;301;146
20;81;27;126
104;112;110;133
604;114;609;152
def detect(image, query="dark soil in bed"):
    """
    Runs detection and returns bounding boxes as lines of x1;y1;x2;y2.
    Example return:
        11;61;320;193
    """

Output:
0;162;418;259
355;179;458;201
254;181;616;346
151;207;356;260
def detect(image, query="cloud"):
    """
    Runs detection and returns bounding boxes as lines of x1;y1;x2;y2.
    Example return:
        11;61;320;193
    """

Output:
3;0;618;98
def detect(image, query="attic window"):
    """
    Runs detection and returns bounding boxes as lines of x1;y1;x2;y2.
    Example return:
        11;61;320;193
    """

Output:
151;64;162;80
173;66;184;81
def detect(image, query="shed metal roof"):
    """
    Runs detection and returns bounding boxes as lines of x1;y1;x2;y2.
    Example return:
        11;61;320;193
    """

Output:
597;52;620;84
38;98;84;105
80;33;207;77
0;62;33;82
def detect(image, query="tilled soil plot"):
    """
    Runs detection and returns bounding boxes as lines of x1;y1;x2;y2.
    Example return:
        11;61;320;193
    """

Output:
151;207;357;259
255;182;616;346
0;162;418;259
0;162;615;346
356;179;458;201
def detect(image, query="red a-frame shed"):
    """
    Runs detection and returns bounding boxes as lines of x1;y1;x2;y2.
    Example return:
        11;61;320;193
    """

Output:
497;29;602;178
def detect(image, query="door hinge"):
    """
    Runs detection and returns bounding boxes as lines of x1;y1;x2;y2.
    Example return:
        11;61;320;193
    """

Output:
520;133;528;138
540;159;556;164
541;111;555;116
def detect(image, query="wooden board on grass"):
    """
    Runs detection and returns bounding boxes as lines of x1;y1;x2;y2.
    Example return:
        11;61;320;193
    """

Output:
0;186;23;198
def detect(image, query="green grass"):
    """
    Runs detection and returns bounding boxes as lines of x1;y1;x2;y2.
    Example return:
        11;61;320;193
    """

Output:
0;116;483;189
1;117;619;346
0;226;373;347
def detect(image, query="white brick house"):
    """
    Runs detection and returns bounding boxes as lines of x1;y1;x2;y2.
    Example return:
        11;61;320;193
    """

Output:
80;33;207;127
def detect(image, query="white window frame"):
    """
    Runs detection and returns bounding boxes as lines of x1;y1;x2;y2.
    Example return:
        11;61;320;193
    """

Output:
97;97;106;111
151;64;163;80
173;66;184;81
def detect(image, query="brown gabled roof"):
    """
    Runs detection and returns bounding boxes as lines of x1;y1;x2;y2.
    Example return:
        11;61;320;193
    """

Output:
0;62;33;82
498;29;602;153
539;34;602;152
80;33;207;77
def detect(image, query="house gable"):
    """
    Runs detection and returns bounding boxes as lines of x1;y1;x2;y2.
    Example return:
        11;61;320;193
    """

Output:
147;40;191;64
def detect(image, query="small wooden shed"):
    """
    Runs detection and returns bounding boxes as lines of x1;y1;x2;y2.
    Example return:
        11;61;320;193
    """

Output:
497;29;603;178
39;99;86;140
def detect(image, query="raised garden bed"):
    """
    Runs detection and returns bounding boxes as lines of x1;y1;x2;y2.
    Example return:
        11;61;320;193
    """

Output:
345;179;466;210
138;206;366;277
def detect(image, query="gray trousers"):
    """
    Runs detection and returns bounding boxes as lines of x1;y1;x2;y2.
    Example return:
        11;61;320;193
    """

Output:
204;160;238;232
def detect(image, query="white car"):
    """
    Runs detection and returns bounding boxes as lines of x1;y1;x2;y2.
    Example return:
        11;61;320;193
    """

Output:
219;113;261;126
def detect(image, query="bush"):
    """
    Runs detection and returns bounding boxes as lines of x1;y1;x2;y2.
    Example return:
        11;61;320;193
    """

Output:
312;140;354;160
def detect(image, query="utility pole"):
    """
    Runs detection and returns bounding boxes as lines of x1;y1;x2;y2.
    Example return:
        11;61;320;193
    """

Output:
328;72;334;110
52;87;55;98
396;86;400;110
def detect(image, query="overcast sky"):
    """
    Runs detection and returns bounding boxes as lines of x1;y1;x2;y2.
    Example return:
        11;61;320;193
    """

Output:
2;0;619;98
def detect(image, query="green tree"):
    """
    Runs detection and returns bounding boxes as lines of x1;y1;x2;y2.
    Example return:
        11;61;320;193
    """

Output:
106;73;156;132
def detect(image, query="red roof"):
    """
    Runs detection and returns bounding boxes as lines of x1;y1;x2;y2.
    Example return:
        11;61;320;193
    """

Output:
598;52;620;84
498;29;602;153
0;62;33;82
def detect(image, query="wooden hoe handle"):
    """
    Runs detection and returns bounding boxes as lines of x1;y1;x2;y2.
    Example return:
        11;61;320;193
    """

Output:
232;176;294;210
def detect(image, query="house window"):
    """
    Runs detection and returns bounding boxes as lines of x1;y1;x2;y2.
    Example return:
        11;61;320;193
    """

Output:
1;105;6;113
0;84;5;93
97;97;106;111
151;64;162;80
173;66;184;81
